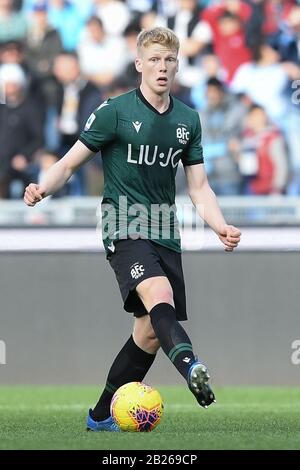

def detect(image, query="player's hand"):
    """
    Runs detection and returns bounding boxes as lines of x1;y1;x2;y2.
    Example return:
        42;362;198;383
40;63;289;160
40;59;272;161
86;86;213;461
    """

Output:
218;225;241;252
23;183;45;207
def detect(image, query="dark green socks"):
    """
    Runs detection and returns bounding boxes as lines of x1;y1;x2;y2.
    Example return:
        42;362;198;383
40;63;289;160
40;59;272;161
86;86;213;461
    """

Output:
91;335;156;421
149;303;195;380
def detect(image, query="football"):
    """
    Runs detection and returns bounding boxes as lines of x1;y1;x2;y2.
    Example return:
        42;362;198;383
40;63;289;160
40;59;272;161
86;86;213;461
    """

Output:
110;381;164;432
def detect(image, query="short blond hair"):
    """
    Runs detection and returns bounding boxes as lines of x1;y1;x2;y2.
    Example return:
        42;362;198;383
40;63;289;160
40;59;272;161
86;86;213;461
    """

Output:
137;27;180;54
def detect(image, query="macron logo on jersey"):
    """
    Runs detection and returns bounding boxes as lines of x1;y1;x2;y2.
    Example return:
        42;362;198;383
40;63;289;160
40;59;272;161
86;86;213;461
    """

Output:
132;121;142;133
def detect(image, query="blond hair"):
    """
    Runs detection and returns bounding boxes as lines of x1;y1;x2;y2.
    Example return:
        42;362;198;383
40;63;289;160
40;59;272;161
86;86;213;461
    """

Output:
137;27;180;54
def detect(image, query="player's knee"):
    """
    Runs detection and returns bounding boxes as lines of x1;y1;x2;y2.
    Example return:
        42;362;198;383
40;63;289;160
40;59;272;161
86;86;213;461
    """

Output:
151;291;173;307
144;280;174;309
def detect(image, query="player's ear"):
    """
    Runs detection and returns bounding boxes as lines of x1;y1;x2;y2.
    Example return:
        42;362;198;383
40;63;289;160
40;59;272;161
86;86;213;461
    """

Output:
175;59;179;74
135;57;142;73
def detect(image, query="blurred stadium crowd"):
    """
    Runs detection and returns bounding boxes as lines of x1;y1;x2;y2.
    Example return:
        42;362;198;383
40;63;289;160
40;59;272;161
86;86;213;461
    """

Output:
0;0;300;199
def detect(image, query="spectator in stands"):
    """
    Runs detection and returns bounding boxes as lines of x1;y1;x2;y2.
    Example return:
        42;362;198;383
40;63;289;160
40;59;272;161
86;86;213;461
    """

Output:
23;0;94;21
215;10;252;82
47;0;84;51
0;39;24;65
245;0;296;45
202;1;252;82
171;79;194;107
24;2;62;119
122;21;141;89
191;53;225;109
230;41;289;124
69;0;94;21
126;0;155;16
244;0;265;47
52;51;101;153
51;52;101;194
78;16;128;88
201;77;245;195
0;0;297;199
0;63;44;198
202;2;252;42
25;2;62;81
237;105;288;195
0;39;45;107
93;0;131;36
139;8;165;30
155;0;178;18
0;0;27;43
167;0;212;87
272;4;300;65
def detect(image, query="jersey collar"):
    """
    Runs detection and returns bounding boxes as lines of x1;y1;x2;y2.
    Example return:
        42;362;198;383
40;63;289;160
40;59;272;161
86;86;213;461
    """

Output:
136;88;173;116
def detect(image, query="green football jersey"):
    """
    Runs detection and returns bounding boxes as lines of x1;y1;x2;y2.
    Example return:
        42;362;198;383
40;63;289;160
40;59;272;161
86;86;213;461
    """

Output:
79;88;204;253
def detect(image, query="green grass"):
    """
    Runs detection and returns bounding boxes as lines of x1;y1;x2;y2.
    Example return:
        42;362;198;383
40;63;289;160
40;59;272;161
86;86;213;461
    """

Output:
0;386;300;450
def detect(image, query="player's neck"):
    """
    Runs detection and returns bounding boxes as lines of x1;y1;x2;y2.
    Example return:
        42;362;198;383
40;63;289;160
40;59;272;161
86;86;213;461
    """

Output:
139;84;170;114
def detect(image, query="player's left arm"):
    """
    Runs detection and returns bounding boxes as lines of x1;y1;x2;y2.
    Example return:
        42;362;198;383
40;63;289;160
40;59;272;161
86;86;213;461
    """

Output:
185;163;241;251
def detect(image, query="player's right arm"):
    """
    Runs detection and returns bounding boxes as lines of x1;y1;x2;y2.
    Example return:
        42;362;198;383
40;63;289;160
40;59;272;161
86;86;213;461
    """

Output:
24;140;94;206
24;99;117;206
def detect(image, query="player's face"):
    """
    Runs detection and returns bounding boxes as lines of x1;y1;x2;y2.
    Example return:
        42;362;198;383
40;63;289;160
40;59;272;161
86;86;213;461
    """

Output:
135;44;178;95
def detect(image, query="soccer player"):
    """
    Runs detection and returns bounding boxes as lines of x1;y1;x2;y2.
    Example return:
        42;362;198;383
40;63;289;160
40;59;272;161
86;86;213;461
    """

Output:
24;27;241;432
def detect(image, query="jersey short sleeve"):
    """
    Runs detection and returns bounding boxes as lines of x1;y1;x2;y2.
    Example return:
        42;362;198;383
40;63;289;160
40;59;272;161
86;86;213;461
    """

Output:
79;99;117;153
182;112;204;166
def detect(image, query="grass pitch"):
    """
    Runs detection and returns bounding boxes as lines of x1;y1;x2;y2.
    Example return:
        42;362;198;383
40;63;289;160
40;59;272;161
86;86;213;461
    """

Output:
0;386;299;450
